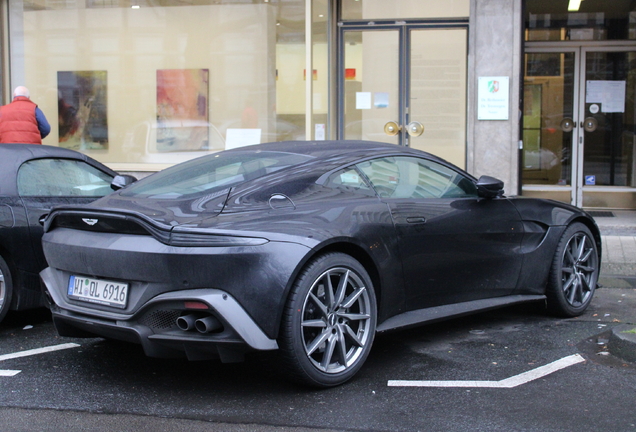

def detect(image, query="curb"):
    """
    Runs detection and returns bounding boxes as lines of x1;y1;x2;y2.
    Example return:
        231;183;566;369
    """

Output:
608;325;636;363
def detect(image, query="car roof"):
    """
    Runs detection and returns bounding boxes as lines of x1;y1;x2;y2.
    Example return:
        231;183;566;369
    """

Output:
221;140;452;170
223;140;427;158
0;144;117;195
0;143;100;164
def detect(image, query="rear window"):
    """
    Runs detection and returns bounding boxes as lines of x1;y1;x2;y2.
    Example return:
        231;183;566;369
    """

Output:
121;151;313;199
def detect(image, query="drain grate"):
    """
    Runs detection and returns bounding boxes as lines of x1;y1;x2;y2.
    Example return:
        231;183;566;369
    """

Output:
587;211;615;218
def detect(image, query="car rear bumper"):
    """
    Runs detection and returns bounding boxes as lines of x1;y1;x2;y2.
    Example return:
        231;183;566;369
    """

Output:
41;267;278;362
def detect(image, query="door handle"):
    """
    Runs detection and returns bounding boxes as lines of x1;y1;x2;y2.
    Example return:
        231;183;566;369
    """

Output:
406;121;424;137
406;217;427;224
560;118;574;132
384;121;402;136
583;117;598;132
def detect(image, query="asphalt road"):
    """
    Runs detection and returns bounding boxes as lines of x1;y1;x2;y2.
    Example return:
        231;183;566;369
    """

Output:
1;278;635;432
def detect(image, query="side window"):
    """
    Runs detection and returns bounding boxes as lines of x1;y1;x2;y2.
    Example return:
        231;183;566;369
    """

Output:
325;167;374;195
356;156;478;199
17;159;114;197
356;158;400;198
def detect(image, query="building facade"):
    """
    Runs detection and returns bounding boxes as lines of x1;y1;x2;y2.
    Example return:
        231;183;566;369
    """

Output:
2;0;634;209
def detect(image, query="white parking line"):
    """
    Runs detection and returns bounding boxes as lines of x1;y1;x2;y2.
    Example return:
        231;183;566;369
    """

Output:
0;343;80;376
388;354;585;388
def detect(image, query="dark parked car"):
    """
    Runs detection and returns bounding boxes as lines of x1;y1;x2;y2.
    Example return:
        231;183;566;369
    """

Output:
0;144;135;323
39;141;601;387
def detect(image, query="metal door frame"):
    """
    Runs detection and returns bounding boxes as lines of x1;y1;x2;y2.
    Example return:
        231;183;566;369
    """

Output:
336;20;468;146
524;41;636;207
576;45;636;207
524;45;581;206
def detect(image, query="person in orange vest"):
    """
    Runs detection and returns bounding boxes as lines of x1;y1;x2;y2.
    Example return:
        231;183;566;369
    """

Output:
0;86;51;144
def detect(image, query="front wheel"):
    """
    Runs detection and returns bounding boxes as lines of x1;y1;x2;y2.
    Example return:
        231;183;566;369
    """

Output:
279;253;377;387
0;255;14;323
546;222;600;317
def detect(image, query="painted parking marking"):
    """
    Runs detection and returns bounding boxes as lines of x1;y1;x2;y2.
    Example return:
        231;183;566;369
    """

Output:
388;354;585;388
0;343;80;376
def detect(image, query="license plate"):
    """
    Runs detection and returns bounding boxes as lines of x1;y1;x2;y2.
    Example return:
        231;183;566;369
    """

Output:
67;275;129;309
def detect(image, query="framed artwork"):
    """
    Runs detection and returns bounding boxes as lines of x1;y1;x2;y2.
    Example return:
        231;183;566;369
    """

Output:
58;71;108;150
156;69;209;152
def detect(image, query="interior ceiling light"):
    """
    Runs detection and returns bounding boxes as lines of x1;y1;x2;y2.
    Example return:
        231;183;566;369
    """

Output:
131;4;140;8
568;0;582;11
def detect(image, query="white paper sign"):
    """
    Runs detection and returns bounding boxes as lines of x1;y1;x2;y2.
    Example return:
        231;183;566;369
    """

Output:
478;76;509;120
374;92;389;108
315;124;325;141
586;81;625;113
356;92;372;110
225;128;261;149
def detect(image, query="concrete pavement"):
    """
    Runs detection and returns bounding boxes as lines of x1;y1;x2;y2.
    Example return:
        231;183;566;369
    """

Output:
592;210;636;363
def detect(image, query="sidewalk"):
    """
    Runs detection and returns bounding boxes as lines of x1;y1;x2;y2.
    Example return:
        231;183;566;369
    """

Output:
591;210;636;363
594;210;636;277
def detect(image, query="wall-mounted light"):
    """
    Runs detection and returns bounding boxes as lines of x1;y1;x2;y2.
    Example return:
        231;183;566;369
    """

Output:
568;0;582;11
131;4;140;8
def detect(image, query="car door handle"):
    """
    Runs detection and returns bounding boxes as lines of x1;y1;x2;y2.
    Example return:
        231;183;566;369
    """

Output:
406;217;427;224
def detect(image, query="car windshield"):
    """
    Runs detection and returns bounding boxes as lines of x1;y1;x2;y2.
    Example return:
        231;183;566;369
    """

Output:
120;151;314;199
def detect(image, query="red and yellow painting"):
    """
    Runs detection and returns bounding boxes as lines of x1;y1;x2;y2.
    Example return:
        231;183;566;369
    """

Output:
156;69;209;152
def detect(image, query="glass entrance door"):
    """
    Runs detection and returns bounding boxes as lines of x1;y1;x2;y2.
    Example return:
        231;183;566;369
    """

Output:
339;25;468;168
578;48;636;208
522;49;578;204
523;45;636;209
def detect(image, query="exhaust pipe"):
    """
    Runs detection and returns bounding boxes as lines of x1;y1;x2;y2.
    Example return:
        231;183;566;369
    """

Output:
176;314;199;331
195;316;222;333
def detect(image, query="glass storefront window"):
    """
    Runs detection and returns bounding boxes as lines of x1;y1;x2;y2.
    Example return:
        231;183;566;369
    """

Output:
526;0;636;41
341;0;469;21
9;0;306;169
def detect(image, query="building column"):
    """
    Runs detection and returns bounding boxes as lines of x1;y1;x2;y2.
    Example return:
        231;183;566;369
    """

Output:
467;0;523;195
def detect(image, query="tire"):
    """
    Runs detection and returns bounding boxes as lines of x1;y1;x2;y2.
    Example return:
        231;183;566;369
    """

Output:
546;222;599;317
0;255;14;324
279;252;377;387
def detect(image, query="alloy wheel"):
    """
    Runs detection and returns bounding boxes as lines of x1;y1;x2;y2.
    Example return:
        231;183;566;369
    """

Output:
560;232;598;308
300;267;373;374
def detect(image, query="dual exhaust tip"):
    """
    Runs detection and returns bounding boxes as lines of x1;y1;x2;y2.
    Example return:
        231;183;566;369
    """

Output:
176;313;222;333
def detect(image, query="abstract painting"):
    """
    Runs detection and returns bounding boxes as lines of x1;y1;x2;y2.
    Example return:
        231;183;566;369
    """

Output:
58;71;108;150
156;69;209;152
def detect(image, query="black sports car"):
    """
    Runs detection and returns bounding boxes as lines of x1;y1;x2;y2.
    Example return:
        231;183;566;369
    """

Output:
40;141;601;387
0;144;135;323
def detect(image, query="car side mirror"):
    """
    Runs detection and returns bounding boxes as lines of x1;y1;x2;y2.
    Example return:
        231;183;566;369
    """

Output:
476;175;504;199
111;174;137;191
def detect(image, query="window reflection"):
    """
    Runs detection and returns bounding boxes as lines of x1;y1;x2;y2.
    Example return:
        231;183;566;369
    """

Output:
525;0;636;41
11;0;307;166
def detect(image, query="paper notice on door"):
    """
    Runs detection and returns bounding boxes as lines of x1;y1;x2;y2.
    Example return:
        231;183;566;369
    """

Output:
356;92;372;110
374;92;389;108
586;81;626;113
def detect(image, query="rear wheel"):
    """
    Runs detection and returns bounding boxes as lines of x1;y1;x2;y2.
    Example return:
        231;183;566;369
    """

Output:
279;253;377;387
0;255;14;323
546;222;599;317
